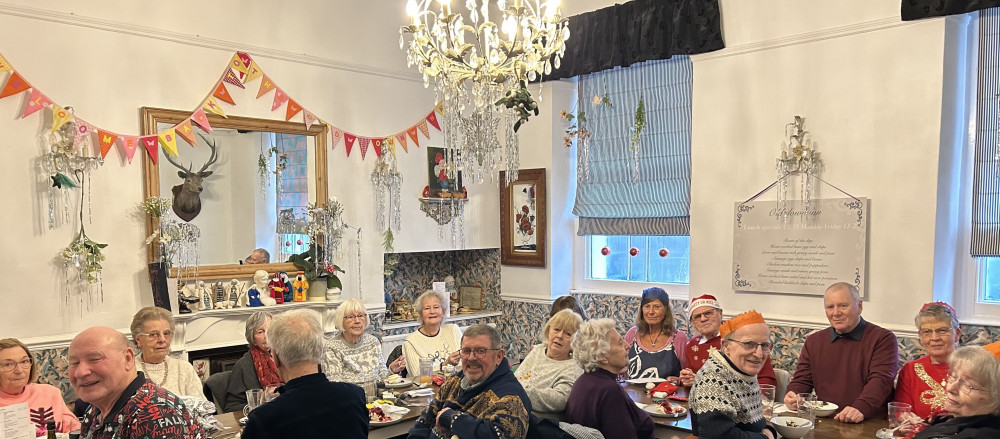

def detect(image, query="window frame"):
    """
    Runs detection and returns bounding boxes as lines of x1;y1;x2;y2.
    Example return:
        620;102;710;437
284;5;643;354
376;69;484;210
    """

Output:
576;234;691;299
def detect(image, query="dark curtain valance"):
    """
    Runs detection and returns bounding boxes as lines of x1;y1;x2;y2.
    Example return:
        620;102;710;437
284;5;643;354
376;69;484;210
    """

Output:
544;0;723;81
901;1;1000;21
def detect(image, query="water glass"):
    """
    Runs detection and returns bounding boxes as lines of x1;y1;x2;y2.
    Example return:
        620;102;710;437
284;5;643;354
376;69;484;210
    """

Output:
759;384;776;418
361;379;378;403
888;402;912;428
245;389;265;415
797;392;817;425
419;358;434;384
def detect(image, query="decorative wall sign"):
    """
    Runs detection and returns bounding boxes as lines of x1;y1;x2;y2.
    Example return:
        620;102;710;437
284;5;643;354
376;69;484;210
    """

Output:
732;197;868;296
459;285;484;310
500;168;546;267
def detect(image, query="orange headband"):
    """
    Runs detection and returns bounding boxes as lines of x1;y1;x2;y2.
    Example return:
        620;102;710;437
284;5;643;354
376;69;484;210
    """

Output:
985;341;1000;361
719;310;766;338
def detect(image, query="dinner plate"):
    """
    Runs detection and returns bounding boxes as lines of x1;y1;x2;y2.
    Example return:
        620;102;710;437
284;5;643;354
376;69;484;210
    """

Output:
383;378;413;389
625;377;667;385
642;403;687;418
370;412;405;427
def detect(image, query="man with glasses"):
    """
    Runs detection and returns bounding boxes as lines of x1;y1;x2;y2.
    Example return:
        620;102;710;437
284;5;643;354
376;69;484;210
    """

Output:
679;294;777;389
784;282;899;423
407;324;531;439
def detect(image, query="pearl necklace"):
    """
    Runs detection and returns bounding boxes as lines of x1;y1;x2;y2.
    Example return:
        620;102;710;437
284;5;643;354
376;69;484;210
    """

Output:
138;355;169;386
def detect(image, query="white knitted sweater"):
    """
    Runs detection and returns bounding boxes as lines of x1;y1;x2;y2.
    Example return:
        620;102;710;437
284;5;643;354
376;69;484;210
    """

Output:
514;343;584;413
135;354;206;398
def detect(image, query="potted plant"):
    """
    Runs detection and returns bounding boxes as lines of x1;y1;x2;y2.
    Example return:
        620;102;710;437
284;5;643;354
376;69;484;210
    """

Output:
287;244;345;301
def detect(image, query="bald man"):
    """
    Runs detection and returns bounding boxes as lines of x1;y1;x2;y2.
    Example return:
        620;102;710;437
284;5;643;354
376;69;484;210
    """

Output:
69;327;204;439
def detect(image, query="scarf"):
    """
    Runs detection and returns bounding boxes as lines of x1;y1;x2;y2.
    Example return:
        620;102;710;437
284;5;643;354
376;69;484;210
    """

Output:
251;345;283;389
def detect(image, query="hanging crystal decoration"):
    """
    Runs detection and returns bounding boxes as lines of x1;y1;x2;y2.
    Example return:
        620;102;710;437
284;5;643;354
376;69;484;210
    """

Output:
41;107;103;230
775;116;822;219
304;198;347;268
370;148;403;232
58;169;106;312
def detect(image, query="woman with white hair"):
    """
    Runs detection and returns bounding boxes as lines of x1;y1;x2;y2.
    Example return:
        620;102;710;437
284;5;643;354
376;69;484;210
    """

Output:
130;306;205;398
321;299;390;383
514;309;584;413
402;290;462;376
907;346;1000;438
565;319;654;439
894;302;961;419
224;311;280;412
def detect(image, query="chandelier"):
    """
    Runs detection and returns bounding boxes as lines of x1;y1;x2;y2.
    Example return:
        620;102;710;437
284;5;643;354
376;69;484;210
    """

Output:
400;0;569;186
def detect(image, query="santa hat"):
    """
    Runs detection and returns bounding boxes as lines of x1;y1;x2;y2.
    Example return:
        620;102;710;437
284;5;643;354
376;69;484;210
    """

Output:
689;294;722;317
719;310;766;338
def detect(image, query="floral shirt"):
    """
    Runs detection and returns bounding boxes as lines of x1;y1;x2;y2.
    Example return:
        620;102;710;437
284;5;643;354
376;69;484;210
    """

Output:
80;373;204;439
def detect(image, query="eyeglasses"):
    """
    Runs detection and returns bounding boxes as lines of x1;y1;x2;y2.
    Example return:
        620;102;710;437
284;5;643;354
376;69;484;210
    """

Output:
138;331;173;340
0;358;32;372
460;347;500;358
729;340;773;352
691;310;719;321
947;372;988;395
918;327;954;338
344;314;366;321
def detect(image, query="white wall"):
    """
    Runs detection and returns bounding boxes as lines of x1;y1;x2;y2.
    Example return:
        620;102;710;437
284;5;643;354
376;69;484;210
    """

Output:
0;0;497;343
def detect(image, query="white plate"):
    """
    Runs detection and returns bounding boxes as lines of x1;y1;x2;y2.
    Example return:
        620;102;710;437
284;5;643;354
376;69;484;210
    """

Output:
383;378;413;389
642;403;688;418
625;377;667;385
370;412;405;427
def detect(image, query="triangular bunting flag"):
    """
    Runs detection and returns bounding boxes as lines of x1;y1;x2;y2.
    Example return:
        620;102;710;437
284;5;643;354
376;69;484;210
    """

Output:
121;136;139;164
213;82;236;105
74;118;93;143
203;97;228;118
271;87;289;111
257;75;276;98
141;135;159;165
285;99;303;121
175;119;198;146
426;111;441;131
372;138;383;158
237;52;252;70
223;68;245;89
396;133;408;153
385;137;397;157
158;128;179;157
51;107;73;132
359;137;371;160
407;126;420;147
230;54;249;76
0;71;30;99
434;101;445;115
22;89;52;118
303;110;317;130
417;120;430;138
344;133;357;157
97;129;118;159
244;61;263;84
191;108;213;133
331;129;343;149
0;53;10;72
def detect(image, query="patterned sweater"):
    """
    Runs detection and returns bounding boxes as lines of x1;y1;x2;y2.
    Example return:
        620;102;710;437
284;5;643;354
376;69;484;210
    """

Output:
135;354;206;399
689;349;776;439
80;373;204;439
894;355;949;419
321;332;385;384
513;343;583;413
685;334;779;388
0;383;80;435
403;324;463;376
407;357;531;439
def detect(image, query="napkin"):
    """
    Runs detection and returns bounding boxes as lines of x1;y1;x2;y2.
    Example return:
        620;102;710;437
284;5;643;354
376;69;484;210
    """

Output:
403;388;435;398
648;381;678;396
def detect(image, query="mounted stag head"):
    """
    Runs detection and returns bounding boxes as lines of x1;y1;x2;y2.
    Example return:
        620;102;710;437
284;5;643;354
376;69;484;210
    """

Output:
164;134;219;222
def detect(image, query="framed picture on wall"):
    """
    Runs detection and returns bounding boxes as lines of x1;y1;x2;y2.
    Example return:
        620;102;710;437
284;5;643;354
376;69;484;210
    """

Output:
427;146;464;198
459;285;484;310
499;168;546;267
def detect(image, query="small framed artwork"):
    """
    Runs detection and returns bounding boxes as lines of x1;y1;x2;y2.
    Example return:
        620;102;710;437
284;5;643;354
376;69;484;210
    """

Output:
427;146;464;198
459;285;484;310
499;168;546;267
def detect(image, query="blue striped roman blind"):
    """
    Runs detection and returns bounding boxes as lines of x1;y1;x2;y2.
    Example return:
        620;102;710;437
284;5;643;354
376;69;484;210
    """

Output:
573;57;692;236
972;8;1000;257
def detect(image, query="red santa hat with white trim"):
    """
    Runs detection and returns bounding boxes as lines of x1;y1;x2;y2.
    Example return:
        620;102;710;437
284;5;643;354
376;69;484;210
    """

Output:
688;294;722;317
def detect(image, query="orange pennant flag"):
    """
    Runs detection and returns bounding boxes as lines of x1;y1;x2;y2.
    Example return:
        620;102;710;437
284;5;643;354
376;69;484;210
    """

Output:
51;106;73;132
141;135;159;165
331;129;343;149
191;108;213;133
244;61;263;84
285;99;303;121
257;75;276;98
303;110;318;130
223;68;246;89
344;133;357;157
407;126;420;147
213;82;236;105
159;128;179;157
22;89;52;118
0;53;11;72
121;136;139;164
230;54;249;76
417;120;430;138
426;111;441;131
175;120;198;146
0;71;30;99
203;97;228;118
97;129;118;159
271;88;289;111
396;133;408;153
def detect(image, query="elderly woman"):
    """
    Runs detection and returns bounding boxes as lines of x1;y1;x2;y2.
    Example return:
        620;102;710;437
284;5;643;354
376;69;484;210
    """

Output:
549;295;588;320
402;290;462;376
907;346;1000;438
514;309;584;413
224;311;282;412
0;338;80;435
565;319;654;439
624;287;687;381
894;302;961;419
689;310;777;439
130;306;204;398
322;299;395;383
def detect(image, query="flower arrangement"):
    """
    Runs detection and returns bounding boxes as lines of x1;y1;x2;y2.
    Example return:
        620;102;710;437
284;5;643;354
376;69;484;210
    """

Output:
562;93;612;147
60;228;106;283
287;244;345;288
516;204;535;238
141;196;199;270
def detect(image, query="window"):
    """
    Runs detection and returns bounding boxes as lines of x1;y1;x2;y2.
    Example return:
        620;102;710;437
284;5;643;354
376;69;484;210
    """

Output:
980;259;1000;303
587;235;690;284
970;8;1000;310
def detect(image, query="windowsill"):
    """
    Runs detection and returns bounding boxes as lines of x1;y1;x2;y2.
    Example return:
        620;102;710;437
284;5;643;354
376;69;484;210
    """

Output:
381;310;502;331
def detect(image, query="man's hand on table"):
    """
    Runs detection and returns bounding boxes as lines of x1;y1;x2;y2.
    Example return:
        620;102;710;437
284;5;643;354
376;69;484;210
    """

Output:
833;406;864;423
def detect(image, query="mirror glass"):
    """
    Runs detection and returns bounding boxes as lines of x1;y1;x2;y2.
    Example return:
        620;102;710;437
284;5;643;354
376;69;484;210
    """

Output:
141;107;328;279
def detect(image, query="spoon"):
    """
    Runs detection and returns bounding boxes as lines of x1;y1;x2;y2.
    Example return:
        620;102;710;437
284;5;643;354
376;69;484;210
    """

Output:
875;422;907;439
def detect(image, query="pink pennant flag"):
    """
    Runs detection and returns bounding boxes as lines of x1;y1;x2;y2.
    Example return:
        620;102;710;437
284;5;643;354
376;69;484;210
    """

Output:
141;135;159;165
223;68;246;89
121;136;139;164
271;87;289;111
426;111;441;131
22;89;52;118
396;133;408;153
191;108;213;133
407;127;420;147
303;110;317;130
175;119;198;146
372;138;383;158
417;120;430;138
344;133;357;157
359;137;371;160
330;128;343;149
97;129;118;159
73;118;94;151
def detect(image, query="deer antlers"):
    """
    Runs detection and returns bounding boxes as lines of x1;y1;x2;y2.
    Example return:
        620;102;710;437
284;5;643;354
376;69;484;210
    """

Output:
162;134;219;174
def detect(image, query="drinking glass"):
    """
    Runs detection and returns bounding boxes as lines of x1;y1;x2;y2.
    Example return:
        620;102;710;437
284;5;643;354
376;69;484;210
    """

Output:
797;392;816;426
759;384;776;418
245;389;265;415
362;379;378;403
419;358;434;384
888;402;912;428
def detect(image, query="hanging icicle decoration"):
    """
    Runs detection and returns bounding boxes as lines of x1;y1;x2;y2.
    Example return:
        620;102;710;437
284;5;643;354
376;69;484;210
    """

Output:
42;107;103;230
775;116;822;218
58;169;107;310
370;148;403;232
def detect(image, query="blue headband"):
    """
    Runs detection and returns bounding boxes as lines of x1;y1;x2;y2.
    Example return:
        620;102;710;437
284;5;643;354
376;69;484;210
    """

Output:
641;287;670;306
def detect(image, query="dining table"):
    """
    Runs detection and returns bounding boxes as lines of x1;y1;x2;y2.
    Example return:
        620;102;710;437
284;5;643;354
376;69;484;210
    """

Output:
621;382;896;439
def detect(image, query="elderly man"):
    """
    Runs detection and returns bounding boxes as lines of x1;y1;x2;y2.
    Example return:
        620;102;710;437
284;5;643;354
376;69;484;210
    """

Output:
783;282;898;423
245;248;270;264
241;310;367;439
68;327;203;439
679;294;778;388
407;324;531;439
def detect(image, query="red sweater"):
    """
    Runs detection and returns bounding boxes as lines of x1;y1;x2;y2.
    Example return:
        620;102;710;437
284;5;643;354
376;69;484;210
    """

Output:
894;355;948;419
685;334;778;388
787;320;898;420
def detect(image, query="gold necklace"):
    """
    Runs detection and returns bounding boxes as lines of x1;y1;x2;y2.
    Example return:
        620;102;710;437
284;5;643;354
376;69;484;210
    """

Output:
138;355;169;386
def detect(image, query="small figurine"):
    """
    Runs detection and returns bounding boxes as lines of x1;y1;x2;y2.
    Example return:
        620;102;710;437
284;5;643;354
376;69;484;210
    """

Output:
248;271;269;307
199;281;213;310
229;279;241;307
268;273;286;304
280;271;293;302
214;281;231;309
292;271;309;302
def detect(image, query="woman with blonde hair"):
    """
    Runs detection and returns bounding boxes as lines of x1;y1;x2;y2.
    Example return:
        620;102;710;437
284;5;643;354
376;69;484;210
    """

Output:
130;306;204;397
514;309;584;413
0;338;80;434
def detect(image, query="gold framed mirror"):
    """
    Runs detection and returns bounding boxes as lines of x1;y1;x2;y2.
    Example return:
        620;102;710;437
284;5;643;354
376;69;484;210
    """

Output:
141;107;328;279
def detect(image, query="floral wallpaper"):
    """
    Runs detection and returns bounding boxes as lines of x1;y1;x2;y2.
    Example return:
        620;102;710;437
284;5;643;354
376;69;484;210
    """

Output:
383;248;501;311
